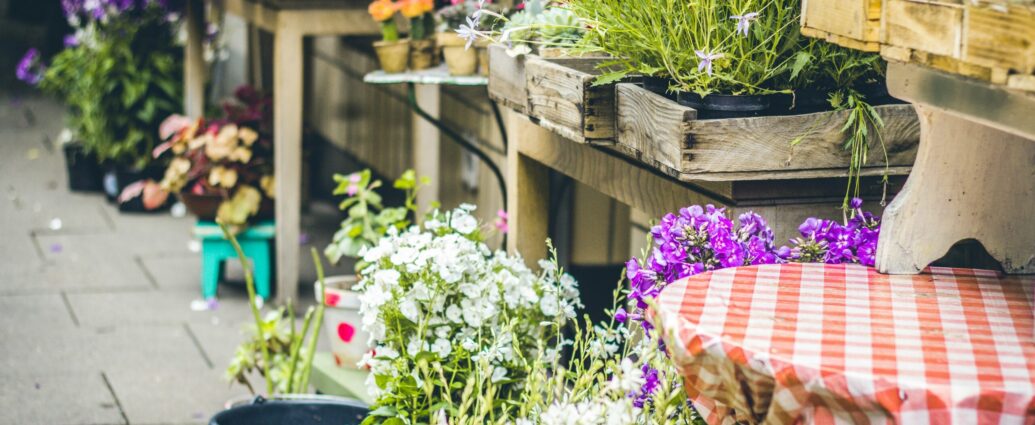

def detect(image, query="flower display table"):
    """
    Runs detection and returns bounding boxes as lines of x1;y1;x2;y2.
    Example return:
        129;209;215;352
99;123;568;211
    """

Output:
184;0;380;304
653;263;1035;424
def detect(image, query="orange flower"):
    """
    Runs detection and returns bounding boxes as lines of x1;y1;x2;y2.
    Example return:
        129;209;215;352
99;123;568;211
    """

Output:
398;0;427;18
419;0;433;12
368;0;397;22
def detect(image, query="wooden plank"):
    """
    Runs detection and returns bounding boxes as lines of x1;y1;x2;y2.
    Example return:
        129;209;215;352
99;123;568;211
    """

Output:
412;85;441;220
802;0;878;42
525;57;616;144
487;45;528;113
273;27;304;306
876;104;1035;274
615;83;695;176
505;110;550;264
962;4;1035;74
882;0;964;58
511;113;724;221
1007;74;1035;92
684;105;919;175
887;62;1035;140
800;26;881;52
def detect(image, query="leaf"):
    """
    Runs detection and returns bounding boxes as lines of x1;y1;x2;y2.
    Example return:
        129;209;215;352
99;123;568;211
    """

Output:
789;50;813;81
591;70;629;87
368;406;399;417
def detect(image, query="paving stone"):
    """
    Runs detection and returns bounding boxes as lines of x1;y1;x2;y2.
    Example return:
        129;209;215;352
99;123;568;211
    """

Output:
0;259;153;295
66;287;254;328
0;293;77;333
0;371;125;425
105;364;243;425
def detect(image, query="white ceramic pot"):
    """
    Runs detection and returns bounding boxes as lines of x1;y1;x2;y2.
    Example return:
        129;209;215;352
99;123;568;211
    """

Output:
315;275;370;368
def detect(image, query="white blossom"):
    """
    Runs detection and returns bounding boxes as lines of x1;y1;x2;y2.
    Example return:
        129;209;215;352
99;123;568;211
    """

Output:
432;338;452;358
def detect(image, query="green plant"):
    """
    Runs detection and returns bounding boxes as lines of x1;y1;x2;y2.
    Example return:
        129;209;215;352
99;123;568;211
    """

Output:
457;1;586;56
324;169;430;266
224;222;327;396
38;7;181;167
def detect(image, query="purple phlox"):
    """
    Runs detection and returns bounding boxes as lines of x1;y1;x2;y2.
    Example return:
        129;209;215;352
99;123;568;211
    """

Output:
632;365;661;408
695;50;723;76
730;12;759;37
16;49;45;86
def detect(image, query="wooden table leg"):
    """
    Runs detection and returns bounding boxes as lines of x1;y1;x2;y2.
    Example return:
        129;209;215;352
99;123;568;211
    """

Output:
184;0;205;117
876;104;1035;274
273;28;304;305
412;84;441;218
505;111;550;264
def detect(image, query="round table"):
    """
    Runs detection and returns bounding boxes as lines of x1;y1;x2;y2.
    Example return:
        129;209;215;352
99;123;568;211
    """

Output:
652;263;1035;424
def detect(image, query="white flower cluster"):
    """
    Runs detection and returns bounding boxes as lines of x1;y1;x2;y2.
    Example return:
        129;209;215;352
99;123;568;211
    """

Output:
522;360;643;425
355;205;582;399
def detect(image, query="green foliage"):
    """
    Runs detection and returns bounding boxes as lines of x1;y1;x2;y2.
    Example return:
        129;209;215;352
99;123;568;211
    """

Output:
324;169;430;265
38;10;182;167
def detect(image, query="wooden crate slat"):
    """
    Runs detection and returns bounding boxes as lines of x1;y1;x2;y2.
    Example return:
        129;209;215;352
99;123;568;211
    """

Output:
882;0;964;58
525;57;616;144
487;44;529;113
962;4;1035;74
614;83;921;182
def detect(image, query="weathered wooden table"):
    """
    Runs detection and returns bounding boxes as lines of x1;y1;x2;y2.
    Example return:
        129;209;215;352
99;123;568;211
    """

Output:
184;0;380;304
801;0;1035;274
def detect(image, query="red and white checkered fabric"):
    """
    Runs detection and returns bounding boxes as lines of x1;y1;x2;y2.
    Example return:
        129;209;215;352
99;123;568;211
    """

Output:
652;263;1035;424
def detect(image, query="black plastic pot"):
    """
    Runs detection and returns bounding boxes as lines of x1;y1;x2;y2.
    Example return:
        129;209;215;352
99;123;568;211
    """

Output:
675;92;775;119
63;143;104;193
641;76;677;100
771;87;833;115
210;396;368;425
111;164;170;213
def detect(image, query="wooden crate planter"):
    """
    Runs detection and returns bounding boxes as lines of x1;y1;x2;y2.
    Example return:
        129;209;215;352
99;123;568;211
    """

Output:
524;56;623;145
800;0;882;52
613;83;921;181
488;44;530;113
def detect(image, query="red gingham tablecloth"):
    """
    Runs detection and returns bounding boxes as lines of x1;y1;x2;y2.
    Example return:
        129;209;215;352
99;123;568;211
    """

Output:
652;263;1035;424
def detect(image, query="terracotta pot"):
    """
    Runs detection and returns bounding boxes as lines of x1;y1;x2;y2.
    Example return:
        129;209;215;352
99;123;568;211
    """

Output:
444;50;477;76
373;39;409;73
408;38;436;70
179;192;274;221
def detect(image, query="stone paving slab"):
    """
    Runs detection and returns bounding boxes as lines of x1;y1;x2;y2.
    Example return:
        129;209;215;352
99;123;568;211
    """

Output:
0;371;126;425
0;262;153;295
0;293;77;333
105;364;244;425
66;287;253;328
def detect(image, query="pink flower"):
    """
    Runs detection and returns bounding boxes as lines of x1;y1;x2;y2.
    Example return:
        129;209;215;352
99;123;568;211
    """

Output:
494;209;509;234
346;172;362;196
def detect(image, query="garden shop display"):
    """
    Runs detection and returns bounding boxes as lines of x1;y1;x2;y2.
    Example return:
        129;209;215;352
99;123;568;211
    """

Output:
437;1;482;75
17;0;183;174
346;198;880;424
457;0;585;57
118;86;275;230
461;0;895;209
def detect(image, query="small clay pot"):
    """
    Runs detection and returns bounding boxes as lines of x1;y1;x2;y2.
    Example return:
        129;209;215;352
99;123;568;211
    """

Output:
438;32;477;75
408;38;436;70
373;39;409;73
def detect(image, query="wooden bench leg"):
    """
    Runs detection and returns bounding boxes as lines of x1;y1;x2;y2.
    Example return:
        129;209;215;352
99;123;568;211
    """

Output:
184;0;205;118
505;110;550;265
273;28;304;306
876;105;1035;274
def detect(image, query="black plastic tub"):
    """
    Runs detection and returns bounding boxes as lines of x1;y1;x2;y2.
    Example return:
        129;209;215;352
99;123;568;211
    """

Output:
210;396;369;425
63;143;104;193
641;76;677;100
675;92;775;119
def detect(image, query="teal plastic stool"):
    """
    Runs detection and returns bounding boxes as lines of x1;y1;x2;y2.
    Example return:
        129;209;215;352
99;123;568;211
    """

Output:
193;220;274;300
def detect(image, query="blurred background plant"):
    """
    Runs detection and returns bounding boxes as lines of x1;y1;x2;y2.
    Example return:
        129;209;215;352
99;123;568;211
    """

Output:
18;0;183;168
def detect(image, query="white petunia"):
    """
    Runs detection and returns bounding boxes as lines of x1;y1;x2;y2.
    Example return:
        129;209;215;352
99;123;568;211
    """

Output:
406;339;429;356
445;305;463;323
399;298;420;322
373;269;401;287
450;211;478;235
390;246;419;265
461;338;478;352
435;326;451;339
490;366;508;383
539;293;560;316
432;338;452;358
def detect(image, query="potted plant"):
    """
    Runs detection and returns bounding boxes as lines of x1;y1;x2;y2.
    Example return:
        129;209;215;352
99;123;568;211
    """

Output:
400;0;436;70
369;0;409;73
118;87;275;231
214;228;369;424
437;0;480;75
319;169;428;368
17;0;183;204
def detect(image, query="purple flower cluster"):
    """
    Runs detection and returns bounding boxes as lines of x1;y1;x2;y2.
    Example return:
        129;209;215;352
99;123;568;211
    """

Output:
782;198;881;266
617;199;881;407
61;0;173;23
16;49;45;86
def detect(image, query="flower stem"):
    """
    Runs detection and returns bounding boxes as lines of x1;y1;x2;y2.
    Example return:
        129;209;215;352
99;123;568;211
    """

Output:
220;223;273;396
